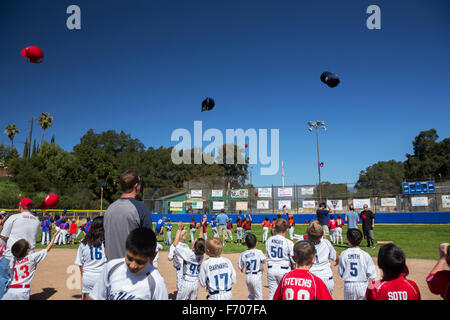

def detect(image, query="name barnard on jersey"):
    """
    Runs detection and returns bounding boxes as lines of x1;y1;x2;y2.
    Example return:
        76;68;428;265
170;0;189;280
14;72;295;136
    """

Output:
208;262;228;271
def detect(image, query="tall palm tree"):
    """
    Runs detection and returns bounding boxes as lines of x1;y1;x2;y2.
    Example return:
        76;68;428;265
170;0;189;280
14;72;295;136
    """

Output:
38;112;54;145
4;124;19;149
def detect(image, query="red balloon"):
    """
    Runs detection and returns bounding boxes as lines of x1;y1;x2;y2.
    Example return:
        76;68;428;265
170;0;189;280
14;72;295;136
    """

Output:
250;165;253;169
40;194;59;209
21;46;44;64
245;144;248;148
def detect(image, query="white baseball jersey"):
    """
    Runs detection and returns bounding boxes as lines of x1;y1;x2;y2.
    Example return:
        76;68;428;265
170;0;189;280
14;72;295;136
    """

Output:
2;249;48;300
238;248;266;300
304;238;337;295
174;244;204;300
75;242;107;294
338;247;377;300
152;243;163;269
90;258;168;300
200;256;236;300
168;243;185;291
0;211;40;260
265;235;295;300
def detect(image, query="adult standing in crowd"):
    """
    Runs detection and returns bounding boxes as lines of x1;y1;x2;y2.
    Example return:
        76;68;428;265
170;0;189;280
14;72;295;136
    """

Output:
316;202;332;239
216;209;229;246
0;198;40;299
345;204;359;230
103;170;153;260
360;204;375;248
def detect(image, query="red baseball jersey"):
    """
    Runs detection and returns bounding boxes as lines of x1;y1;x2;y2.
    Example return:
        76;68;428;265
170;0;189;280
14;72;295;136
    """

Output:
366;277;420;300
328;219;337;229
335;218;344;228
426;270;450;300
273;269;333;300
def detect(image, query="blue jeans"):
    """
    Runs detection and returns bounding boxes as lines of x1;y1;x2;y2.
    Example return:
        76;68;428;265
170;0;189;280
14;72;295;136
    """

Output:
0;256;11;299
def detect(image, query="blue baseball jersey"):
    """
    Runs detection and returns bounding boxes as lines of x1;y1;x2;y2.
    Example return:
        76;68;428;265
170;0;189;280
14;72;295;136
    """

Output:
211;220;217;228
56;219;62;227
155;219;165;231
166;223;172;231
41;219;50;232
84;220;92;233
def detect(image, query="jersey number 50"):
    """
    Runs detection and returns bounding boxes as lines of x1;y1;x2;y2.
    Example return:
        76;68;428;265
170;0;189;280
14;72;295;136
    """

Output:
270;247;283;258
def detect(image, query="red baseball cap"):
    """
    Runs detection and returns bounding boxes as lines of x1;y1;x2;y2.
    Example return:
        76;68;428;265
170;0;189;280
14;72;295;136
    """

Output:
19;198;33;209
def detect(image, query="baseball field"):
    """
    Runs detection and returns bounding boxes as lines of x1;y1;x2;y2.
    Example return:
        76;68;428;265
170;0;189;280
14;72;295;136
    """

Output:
29;223;450;300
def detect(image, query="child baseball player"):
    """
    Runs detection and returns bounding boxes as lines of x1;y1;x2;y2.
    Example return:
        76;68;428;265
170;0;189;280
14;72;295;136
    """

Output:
40;216;50;245
74;216;107;299
165;218;173;245
70;219;78;245
338;229;377;300
238;233;266;300
155;216;166;243
335;215;344;245
152;242;164;269
273;240;333;300
199;237;237;300
56;218;69;245
426;243;450;300
1;230;60;300
271;217;277;236
189;218;197;243
242;214;252;241
235;216;243;243
288;214;295;240
304;220;339;295
211;216;218;238
265;218;295;300
200;215;208;241
168;228;189;293
89;227;168;300
225;218;234;243
261;217;271;244
174;222;206;300
366;243;420;300
328;215;337;244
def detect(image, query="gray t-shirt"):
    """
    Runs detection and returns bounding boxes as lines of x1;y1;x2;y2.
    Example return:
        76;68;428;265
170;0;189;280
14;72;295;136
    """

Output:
103;198;153;260
345;210;359;229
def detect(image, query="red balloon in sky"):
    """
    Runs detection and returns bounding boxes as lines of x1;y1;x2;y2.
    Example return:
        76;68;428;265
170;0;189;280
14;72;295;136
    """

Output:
245;144;248;148
40;194;59;209
250;165;253;169
21;46;44;64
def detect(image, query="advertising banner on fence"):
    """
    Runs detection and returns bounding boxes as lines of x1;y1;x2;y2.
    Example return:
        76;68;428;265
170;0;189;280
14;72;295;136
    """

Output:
353;198;371;209
302;200;316;208
190;190;202;197
231;189;248;198
411;196;428;207
278;187;293;197
212;201;225;210
278;200;291;210
257;200;270;209
442;195;450;208
381;198;397;207
169;201;183;208
211;190;223;197
236;201;248;211
301;187;314;195
327;199;343;211
191;201;203;209
257;187;272;198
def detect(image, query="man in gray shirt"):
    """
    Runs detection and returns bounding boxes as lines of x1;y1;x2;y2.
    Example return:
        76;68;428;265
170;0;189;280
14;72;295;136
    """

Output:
103;170;153;260
345;204;359;230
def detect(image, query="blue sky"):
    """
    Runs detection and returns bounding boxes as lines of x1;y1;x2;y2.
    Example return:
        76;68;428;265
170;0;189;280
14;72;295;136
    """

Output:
1;0;449;187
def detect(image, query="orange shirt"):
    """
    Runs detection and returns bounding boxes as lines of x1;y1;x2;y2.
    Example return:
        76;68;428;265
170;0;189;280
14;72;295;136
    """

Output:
262;221;271;228
288;218;294;227
271;220;277;228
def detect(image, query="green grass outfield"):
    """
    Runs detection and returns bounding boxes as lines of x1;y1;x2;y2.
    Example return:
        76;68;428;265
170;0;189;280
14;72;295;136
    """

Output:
35;223;450;260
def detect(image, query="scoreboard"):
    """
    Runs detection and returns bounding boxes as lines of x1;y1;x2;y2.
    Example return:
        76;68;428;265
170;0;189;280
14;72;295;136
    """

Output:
402;181;435;194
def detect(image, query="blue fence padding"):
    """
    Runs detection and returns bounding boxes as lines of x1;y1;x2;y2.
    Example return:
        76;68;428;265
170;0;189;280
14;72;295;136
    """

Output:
150;212;450;224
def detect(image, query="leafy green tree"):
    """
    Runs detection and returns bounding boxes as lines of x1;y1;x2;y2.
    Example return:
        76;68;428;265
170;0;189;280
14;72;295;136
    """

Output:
38;112;54;145
405;129;449;179
314;181;348;199
354;160;405;196
4;124;19;149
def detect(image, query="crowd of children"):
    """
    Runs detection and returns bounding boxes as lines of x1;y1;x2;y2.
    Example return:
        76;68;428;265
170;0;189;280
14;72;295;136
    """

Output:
0;208;449;301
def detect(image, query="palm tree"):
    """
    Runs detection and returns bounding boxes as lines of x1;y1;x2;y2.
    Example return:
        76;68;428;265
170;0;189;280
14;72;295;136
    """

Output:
38;112;54;145
4;124;19;149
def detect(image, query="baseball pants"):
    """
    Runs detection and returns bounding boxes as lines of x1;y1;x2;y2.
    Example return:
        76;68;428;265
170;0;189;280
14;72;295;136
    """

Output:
246;273;263;300
344;281;369;300
236;227;243;241
177;279;199;300
321;276;335;296
288;227;294;240
267;265;291;300
330;229;336;243
208;289;233;300
41;230;50;245
335;228;343;244
167;231;172;245
82;271;102;295
1;287;30;300
212;227;218;238
190;229;196;243
262;227;269;243
175;268;183;291
226;229;233;242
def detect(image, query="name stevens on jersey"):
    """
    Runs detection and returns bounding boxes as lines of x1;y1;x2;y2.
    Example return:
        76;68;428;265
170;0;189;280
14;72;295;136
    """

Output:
284;277;312;288
208;263;228;271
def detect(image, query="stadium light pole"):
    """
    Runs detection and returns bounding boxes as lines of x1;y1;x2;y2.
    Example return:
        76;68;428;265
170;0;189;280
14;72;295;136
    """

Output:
307;121;327;204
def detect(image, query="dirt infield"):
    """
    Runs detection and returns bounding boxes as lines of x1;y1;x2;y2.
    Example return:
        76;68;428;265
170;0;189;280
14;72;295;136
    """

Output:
29;248;445;300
